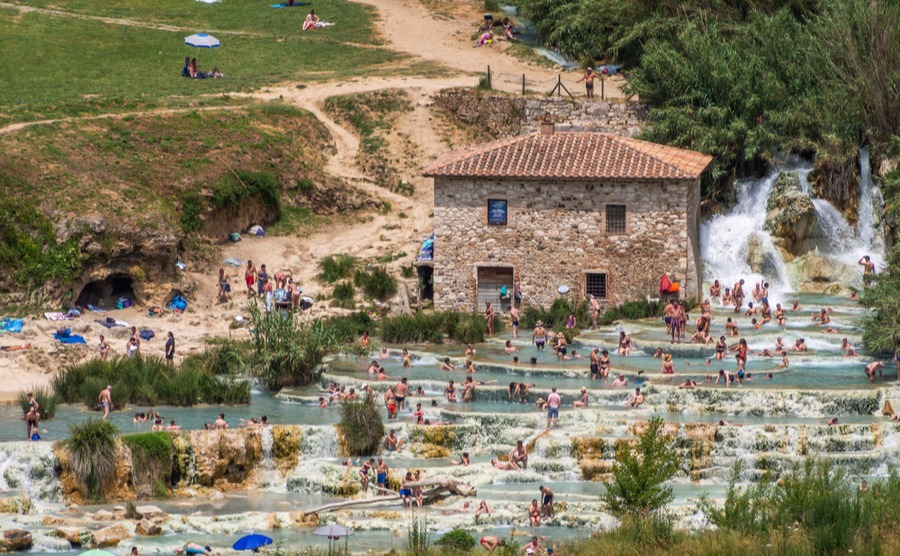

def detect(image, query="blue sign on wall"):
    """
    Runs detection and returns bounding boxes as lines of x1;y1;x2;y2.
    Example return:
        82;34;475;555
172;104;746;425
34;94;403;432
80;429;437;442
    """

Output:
487;199;508;225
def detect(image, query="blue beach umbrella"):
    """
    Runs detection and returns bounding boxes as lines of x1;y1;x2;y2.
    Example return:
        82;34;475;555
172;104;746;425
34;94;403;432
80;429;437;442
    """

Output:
232;534;273;551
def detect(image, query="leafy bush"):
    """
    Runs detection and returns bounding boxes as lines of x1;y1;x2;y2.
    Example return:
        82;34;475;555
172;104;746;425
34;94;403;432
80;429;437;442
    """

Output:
332;282;356;308
181;339;249;377
520;298;590;330
435;527;475;552
249;303;338;389
122;432;173;498
179;191;203;234
337;394;385;456
17;386;58;420
318;254;359;283
446;311;493;344
699;461;777;535
597;299;665;325
211;170;281;215
701;459;886;555
66;419;118;499
321;312;376;344
52;356;250;409
382;312;446;343
602;417;679;517
0;187;86;288
354;266;398;301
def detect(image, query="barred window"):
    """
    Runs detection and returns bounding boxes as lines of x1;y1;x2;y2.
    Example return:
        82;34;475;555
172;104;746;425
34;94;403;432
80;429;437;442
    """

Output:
586;273;608;299
606;204;626;234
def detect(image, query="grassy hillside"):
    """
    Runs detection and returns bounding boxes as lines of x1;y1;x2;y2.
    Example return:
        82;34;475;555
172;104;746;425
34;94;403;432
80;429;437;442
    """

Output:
0;103;376;290
0;0;400;124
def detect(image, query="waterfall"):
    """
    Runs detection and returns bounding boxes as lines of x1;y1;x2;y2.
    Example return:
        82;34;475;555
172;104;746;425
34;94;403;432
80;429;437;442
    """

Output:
811;199;857;254
700;158;804;292
0;442;62;506
858;146;885;256
257;426;283;490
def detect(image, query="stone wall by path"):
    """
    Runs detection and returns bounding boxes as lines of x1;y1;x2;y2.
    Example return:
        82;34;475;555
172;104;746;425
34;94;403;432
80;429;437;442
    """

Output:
433;176;701;311
520;97;648;137
432;89;647;139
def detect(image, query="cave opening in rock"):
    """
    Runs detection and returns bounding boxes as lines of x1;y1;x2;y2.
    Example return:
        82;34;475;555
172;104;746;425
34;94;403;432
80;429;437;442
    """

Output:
75;274;137;309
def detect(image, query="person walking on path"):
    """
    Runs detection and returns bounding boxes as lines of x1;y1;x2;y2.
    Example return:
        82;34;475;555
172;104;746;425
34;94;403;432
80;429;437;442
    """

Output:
576;67;598;98
165;332;175;365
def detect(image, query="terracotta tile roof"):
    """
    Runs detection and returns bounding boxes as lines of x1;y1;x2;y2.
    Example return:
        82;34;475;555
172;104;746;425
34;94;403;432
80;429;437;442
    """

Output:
424;131;713;180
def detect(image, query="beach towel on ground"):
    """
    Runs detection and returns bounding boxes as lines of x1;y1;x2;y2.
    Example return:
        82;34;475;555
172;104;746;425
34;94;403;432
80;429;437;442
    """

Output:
273;288;289;303
139;329;155;341
271;2;310;7
0;318;24;333
44;312;70;321
54;332;86;344
95;318;128;328
86;304;106;313
223;257;244;268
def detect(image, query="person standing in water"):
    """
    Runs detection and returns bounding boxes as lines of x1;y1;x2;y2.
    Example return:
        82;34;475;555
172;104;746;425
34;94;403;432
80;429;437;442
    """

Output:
733;279;746;313
589;294;601;329
533;320;547;350
508;305;520;339
859;255;876;276
99;385;113;420
25;392;40;440
485;301;495;336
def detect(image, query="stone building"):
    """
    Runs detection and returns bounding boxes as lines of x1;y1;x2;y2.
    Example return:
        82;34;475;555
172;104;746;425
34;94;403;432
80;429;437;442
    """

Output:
423;125;712;311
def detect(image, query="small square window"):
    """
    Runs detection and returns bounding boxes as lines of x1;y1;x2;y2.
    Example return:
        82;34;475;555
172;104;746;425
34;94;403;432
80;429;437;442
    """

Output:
606;204;626;234
487;199;508;226
586;273;607;299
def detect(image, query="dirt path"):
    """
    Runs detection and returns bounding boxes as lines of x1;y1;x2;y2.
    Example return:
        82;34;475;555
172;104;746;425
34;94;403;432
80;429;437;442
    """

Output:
350;0;626;98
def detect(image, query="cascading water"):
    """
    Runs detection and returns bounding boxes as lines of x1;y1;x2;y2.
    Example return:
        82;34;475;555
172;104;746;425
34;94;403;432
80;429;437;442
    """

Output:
700;159;803;292
257;426;283;490
857;146;885;257
0;442;62;506
703;150;886;291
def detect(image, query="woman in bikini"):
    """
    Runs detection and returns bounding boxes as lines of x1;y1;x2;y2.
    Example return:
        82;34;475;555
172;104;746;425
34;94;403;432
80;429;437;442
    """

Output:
553;334;568;359
618;331;633;355
774;303;785;325
715;336;727;361
599;349;611;379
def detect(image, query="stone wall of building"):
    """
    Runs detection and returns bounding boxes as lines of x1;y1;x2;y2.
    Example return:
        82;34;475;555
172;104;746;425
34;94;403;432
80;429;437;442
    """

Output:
433;177;701;312
432;89;646;139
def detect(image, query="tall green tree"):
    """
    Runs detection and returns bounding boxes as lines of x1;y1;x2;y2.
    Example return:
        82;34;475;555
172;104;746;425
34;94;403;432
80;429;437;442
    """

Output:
602;417;679;517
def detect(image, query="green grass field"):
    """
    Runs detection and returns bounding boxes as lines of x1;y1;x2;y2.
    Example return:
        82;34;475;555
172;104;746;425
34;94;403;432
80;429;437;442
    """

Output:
0;0;402;123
